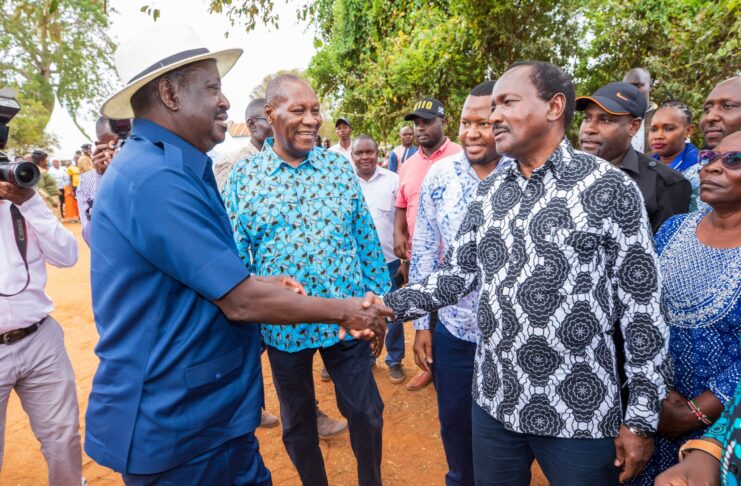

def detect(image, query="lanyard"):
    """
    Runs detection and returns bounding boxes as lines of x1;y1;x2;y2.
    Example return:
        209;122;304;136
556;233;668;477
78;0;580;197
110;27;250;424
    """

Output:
0;205;30;297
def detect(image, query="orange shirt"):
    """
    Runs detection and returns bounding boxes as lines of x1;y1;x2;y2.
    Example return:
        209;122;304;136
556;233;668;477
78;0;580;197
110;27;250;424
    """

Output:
395;137;462;258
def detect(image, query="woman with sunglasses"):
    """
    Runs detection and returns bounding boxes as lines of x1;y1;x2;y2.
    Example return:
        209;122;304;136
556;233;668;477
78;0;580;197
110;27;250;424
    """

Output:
631;132;741;485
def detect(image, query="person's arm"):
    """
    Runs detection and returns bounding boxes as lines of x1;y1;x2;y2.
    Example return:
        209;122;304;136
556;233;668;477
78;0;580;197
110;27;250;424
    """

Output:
42;174;59;207
408;175;441;371
652;176;692;233
215;277;388;335
608;177;669;482
350;178;392;296
388;151;398;173
2;185;78;268
383;189;482;322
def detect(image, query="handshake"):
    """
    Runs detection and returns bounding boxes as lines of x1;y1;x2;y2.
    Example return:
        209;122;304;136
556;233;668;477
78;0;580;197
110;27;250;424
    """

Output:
253;275;396;357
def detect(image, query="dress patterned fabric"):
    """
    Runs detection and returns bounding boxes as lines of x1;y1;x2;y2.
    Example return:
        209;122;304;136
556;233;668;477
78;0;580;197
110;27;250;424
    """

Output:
222;138;391;353
383;139;669;438
410;151;512;341
705;379;741;486
630;210;741;485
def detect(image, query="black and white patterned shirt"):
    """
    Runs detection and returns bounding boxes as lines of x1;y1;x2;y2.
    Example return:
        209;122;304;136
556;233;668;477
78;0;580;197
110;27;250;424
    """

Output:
384;139;669;438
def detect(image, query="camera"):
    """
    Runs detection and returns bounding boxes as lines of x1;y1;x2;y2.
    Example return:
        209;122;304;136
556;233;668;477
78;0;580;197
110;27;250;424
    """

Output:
109;118;132;150
0;87;40;188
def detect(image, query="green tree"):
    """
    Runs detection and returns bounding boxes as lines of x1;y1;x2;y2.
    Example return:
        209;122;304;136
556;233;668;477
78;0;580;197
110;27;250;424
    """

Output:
250;68;304;99
577;0;740;144
0;0;116;150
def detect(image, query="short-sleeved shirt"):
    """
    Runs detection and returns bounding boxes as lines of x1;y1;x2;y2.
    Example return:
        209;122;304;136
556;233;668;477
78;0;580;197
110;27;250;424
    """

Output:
223;139;391;353
85;119;262;474
357;167;399;263
396;137;461;258
66;165;80;187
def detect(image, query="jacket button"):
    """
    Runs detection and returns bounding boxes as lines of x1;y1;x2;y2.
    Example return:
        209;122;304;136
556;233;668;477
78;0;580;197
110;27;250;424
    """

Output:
214;373;223;380
648;161;657;167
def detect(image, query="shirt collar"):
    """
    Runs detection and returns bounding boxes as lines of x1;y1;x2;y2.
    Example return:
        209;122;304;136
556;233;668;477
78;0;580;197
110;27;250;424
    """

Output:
507;138;571;180
456;152;515;181
619;147;640;174
131;118;210;176
263;138;326;175
418;137;451;161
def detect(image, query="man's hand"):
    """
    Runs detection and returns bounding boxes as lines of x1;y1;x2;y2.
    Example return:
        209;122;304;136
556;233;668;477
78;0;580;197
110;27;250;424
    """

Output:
658;389;699;439
614;425;654;483
393;236;409;260
253;275;307;295
92;140;117;174
654;449;720;486
413;329;433;372
0;181;35;205
396;260;409;287
337;291;393;340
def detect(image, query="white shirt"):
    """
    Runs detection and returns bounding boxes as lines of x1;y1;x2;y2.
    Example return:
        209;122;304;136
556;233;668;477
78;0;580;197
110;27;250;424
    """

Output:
356;167;399;263
0;193;78;332
329;142;352;161
48;166;69;189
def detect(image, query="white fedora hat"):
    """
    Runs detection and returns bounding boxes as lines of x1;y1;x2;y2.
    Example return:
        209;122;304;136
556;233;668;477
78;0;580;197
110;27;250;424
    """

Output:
101;25;242;119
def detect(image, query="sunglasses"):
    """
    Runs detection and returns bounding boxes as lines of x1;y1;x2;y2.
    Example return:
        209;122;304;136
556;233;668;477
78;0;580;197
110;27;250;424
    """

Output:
698;150;741;169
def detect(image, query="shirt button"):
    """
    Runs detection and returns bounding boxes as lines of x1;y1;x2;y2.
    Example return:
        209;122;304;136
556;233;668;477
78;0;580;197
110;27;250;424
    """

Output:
648;161;657;167
214;373;223;381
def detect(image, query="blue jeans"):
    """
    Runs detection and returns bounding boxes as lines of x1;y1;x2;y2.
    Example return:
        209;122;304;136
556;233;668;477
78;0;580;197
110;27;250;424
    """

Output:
382;259;405;367
432;322;476;486
122;433;271;485
268;339;383;486
471;404;620;486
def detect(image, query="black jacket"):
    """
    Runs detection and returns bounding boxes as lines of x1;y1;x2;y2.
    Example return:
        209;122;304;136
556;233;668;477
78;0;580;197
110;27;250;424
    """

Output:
619;147;692;233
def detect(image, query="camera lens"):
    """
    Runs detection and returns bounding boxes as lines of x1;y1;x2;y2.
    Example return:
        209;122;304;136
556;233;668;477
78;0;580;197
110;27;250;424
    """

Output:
17;166;35;184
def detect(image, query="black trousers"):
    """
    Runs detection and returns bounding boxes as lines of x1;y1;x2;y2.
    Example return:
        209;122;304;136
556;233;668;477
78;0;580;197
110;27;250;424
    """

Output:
267;339;384;486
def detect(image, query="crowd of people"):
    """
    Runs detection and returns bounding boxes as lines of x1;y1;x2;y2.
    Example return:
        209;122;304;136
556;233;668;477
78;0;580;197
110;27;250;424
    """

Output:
1;23;739;486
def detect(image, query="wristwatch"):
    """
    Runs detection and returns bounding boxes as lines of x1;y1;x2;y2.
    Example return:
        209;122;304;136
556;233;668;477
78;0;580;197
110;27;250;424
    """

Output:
626;425;652;438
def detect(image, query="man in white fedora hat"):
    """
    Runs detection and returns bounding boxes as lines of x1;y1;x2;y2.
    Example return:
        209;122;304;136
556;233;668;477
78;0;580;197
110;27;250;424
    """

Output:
85;25;392;484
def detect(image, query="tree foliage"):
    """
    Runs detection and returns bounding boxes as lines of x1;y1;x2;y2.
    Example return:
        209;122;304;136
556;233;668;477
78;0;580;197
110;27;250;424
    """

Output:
0;0;116;150
204;0;739;146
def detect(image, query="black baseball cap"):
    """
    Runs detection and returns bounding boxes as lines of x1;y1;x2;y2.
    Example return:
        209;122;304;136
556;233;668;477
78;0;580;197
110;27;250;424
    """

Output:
335;117;352;128
575;82;647;118
404;97;445;121
81;143;92;149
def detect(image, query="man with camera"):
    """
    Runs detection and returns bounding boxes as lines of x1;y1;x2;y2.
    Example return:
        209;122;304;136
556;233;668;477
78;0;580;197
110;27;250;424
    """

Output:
0;174;82;485
77;116;127;245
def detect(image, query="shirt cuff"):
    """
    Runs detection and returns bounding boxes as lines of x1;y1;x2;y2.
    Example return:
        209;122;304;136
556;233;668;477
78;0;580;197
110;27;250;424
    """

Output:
191;248;251;301
413;316;430;330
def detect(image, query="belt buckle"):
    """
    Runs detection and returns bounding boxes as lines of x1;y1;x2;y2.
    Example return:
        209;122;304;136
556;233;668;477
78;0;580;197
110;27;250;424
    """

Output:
3;330;22;345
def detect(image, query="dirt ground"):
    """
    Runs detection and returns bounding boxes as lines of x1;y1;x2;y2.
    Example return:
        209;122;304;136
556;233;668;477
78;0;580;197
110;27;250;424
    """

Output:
1;223;547;486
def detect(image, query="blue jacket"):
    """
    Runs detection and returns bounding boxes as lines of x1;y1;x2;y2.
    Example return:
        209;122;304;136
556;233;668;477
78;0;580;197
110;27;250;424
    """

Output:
85;119;262;474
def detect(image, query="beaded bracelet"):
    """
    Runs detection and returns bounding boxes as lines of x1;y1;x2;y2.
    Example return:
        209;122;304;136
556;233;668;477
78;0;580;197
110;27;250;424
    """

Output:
687;399;713;426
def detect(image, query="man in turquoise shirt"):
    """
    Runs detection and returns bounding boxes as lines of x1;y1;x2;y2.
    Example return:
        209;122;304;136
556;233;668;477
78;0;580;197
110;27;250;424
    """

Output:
223;74;391;486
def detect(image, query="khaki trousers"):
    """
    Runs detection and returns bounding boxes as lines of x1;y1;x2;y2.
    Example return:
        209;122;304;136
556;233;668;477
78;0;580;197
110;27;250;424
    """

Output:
0;317;82;485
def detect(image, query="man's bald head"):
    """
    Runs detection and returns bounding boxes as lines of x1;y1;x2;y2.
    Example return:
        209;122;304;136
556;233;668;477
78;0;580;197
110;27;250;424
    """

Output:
266;74;312;107
245;97;272;149
623;68;652;102
245;98;266;121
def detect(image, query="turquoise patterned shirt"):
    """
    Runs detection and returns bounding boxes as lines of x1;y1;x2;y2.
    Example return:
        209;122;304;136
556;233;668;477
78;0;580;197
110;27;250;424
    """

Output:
222;139;391;352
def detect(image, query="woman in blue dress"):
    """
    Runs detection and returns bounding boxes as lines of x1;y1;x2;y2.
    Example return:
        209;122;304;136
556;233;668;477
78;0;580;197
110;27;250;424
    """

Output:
631;132;741;484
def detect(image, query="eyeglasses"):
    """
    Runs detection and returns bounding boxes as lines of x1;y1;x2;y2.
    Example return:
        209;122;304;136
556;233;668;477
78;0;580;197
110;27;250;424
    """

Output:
698;150;741;169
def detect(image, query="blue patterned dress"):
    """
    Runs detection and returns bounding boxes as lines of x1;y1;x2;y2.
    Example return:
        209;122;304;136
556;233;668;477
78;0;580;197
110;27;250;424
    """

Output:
631;210;741;484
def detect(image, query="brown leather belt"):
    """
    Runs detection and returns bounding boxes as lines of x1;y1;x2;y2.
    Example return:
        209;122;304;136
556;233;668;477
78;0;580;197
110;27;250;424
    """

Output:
1;318;45;345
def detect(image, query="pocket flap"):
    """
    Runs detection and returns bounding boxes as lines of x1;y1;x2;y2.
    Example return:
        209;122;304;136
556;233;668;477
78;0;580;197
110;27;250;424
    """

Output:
184;347;244;389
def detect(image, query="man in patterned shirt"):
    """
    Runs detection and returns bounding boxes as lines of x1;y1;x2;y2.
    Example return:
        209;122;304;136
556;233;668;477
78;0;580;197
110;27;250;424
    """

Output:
223;74;391;486
411;79;511;486
382;62;669;485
